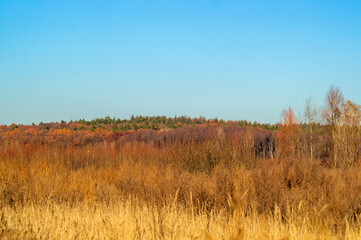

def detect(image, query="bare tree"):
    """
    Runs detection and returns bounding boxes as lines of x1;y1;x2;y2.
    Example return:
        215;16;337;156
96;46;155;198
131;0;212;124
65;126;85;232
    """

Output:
303;96;319;160
323;85;344;128
323;86;345;167
334;100;361;167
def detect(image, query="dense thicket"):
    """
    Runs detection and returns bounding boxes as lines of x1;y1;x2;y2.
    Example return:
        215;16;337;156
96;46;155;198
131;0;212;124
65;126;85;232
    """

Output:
0;116;343;167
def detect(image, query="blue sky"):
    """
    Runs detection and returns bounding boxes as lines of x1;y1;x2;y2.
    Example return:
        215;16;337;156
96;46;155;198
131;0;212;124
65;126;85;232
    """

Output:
1;0;361;125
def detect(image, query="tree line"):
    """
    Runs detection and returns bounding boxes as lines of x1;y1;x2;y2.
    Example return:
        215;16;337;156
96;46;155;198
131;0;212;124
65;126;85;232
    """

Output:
1;85;360;168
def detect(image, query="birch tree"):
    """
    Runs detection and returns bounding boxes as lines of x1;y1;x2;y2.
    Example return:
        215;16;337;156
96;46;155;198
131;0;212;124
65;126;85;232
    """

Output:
323;86;344;167
334;100;361;167
303;96;319;160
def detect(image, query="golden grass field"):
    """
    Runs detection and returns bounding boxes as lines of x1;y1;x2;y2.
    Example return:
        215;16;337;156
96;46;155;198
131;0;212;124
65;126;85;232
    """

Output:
3;199;361;240
1;135;361;239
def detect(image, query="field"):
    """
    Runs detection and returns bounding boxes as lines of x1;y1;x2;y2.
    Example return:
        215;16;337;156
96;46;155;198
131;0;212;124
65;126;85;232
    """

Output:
1;114;361;239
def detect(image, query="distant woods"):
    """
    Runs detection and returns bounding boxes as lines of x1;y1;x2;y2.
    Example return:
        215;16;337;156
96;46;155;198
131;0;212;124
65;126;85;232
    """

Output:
1;85;360;168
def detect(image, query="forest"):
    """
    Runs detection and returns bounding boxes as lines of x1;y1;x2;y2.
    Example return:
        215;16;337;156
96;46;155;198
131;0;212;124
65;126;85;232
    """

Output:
1;85;361;239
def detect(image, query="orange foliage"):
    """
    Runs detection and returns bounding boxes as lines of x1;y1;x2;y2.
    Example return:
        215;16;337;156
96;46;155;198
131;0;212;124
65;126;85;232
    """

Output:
277;107;301;158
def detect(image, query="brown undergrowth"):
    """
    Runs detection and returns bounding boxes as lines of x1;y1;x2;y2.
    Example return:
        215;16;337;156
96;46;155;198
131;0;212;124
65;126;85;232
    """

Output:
1;140;361;239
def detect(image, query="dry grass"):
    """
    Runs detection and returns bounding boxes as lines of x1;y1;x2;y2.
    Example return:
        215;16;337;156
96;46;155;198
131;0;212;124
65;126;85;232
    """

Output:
1;141;361;239
2;200;361;240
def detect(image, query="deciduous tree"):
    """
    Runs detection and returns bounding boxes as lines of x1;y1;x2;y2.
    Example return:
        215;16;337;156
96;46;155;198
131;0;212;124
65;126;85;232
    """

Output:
333;100;361;167
303;96;319;160
277;107;301;159
323;85;344;166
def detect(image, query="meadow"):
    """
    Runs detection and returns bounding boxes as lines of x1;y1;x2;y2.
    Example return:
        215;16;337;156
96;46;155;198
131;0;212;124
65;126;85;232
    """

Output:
1;111;361;239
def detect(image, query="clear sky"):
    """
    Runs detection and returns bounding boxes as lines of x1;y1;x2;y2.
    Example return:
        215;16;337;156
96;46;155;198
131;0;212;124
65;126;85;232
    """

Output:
1;0;361;125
